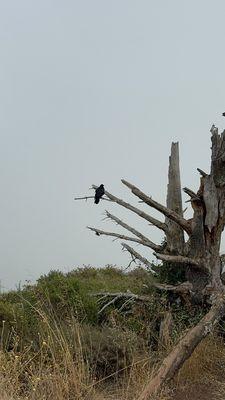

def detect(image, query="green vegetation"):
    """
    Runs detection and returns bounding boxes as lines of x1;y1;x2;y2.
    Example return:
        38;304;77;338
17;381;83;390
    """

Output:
0;265;224;399
0;266;155;346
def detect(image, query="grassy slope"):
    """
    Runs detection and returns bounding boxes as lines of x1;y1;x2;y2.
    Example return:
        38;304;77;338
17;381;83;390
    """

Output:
0;266;225;399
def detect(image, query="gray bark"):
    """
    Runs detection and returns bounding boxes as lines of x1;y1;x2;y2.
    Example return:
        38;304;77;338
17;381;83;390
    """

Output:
166;142;185;254
88;125;225;397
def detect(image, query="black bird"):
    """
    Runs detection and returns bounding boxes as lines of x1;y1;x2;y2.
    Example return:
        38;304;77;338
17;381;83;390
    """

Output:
223;112;225;117
94;184;105;204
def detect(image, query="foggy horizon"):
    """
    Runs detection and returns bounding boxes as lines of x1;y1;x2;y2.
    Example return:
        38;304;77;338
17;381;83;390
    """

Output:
1;1;225;290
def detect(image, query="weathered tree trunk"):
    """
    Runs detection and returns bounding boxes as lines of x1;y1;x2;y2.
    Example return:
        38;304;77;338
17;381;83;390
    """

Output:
137;127;225;398
165;142;185;254
86;125;225;398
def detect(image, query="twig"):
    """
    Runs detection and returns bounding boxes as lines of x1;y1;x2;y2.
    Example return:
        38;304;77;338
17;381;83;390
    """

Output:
91;291;153;314
126;254;137;270
122;243;154;271
98;295;121;314
74;196;112;202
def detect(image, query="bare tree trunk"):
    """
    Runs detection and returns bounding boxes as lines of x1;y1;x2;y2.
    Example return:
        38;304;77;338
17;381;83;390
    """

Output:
165;142;185;254
137;127;225;398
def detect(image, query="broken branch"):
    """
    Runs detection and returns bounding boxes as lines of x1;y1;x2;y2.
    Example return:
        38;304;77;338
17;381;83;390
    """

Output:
197;168;208;177
87;226;158;250
183;187;200;201
92;291;153;314
153;252;201;267
153;281;193;294
122;242;154;271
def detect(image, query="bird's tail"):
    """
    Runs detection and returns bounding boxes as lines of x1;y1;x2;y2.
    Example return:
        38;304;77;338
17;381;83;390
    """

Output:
94;197;99;204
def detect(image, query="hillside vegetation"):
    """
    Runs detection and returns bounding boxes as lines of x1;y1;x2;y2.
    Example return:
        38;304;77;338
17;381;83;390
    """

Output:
0;266;225;399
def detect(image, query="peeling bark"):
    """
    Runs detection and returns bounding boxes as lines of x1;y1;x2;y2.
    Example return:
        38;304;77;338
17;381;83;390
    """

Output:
203;175;218;232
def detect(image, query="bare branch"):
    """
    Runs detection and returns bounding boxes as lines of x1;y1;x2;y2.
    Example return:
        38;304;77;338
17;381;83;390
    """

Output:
87;226;157;249
121;179;192;235
105;211;162;252
122;242;154;271
126;254;137;270
92;185;167;232
98;295;121;314
197;168;208;177
153;252;201;267
91;291;153;314
183;187;200;201
153;281;193;294
74;195;112;202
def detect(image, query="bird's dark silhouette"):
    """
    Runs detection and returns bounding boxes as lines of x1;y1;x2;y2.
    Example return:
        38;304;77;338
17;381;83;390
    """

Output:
222;112;225;117
94;184;105;204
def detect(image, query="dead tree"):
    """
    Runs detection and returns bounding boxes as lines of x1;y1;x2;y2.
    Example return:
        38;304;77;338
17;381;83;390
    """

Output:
76;125;225;398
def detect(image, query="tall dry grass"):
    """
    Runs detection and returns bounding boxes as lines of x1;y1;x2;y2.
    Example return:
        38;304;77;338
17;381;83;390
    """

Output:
1;286;225;400
0;299;157;400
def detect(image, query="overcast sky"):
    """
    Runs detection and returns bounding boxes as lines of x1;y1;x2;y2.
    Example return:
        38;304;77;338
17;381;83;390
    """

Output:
1;0;225;290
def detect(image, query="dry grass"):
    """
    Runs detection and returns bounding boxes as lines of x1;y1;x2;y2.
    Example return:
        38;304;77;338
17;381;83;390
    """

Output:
167;335;225;400
0;301;155;400
1;301;225;400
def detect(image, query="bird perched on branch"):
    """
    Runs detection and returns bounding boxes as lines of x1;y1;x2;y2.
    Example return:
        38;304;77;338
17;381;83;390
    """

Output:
94;184;105;204
223;112;225;117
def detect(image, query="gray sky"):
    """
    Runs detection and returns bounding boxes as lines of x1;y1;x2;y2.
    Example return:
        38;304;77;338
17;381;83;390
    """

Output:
1;0;225;290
